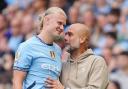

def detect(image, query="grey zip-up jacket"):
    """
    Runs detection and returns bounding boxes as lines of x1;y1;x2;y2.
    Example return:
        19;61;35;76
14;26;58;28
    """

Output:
60;49;109;89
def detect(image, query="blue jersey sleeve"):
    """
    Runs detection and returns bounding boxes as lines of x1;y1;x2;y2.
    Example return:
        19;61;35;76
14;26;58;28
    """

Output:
13;43;33;72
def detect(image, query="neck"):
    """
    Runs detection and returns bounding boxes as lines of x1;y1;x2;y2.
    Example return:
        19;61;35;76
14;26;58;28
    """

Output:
71;46;87;61
38;30;53;44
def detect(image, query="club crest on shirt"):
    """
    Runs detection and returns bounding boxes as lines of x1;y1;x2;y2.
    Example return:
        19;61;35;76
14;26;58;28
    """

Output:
50;51;56;59
15;51;20;61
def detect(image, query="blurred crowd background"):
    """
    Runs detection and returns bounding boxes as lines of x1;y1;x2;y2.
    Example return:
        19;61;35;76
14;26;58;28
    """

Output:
0;0;128;89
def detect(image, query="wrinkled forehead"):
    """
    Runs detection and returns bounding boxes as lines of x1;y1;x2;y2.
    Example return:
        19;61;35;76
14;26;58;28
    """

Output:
65;24;90;37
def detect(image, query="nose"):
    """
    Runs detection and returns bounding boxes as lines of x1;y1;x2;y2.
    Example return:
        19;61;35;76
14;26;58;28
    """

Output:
60;25;64;30
64;34;69;43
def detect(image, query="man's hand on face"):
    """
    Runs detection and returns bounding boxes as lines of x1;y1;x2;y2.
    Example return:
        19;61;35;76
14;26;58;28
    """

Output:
45;77;64;89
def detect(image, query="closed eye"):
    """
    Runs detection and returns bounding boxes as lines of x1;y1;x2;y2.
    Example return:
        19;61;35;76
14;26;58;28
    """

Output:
65;32;73;36
58;21;63;25
57;21;65;27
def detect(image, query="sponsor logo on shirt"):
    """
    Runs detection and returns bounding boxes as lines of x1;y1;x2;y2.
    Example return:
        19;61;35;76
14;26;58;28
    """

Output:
41;64;60;73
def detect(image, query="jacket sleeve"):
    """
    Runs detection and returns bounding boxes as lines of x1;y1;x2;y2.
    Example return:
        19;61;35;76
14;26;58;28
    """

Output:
73;57;109;89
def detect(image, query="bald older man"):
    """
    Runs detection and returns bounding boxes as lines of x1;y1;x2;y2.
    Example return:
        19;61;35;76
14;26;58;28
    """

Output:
45;23;109;89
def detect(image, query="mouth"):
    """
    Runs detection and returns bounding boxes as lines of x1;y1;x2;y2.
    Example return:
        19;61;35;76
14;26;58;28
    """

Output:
56;28;62;35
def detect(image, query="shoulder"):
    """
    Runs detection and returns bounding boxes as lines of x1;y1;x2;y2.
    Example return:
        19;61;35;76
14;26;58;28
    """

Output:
54;43;61;50
53;43;62;53
93;55;105;62
17;36;36;52
91;55;107;67
18;42;30;51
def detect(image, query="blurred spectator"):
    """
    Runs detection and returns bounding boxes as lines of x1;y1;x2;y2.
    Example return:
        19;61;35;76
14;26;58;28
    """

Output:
81;8;96;32
8;17;24;53
0;14;9;57
110;0;124;8
3;52;14;71
32;0;48;13
107;80;121;89
91;13;107;47
5;0;33;9
121;0;128;16
95;0;111;15
104;32;117;48
3;5;19;22
0;14;7;34
0;0;7;13
112;42;127;55
104;8;120;32
102;47;113;65
49;0;71;14
68;6;79;24
108;42;128;72
0;57;4;73
87;0;95;6
108;54;118;73
21;15;35;40
97;13;108;30
0;37;9;57
0;52;13;89
92;31;117;52
110;51;128;89
116;15;128;41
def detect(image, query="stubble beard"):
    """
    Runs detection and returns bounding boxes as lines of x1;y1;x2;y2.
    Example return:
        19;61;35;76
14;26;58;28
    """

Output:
65;45;75;54
53;35;64;42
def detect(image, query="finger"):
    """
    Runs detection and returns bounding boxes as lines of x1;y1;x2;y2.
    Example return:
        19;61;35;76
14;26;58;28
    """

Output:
46;78;57;84
44;84;56;88
47;77;55;82
45;79;54;85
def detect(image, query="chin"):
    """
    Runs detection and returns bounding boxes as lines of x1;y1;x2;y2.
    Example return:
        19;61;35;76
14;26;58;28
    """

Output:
65;46;75;53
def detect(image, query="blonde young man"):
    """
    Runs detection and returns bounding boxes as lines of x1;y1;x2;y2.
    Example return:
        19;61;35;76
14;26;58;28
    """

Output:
46;23;109;89
13;7;67;89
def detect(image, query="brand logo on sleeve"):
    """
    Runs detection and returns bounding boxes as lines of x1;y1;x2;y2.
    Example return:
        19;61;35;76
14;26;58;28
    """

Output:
15;52;20;61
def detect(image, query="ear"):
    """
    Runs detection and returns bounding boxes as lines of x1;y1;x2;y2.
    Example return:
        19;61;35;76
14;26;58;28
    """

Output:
44;16;50;25
80;37;86;44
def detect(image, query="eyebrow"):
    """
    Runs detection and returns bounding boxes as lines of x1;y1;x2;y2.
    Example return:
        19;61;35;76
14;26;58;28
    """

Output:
65;31;73;35
58;20;66;25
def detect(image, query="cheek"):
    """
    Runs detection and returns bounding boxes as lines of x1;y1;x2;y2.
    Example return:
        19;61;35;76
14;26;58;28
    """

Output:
70;37;80;47
53;23;60;30
48;19;57;27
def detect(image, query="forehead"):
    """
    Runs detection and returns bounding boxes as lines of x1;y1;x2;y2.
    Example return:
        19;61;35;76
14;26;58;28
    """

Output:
66;26;77;34
51;13;66;24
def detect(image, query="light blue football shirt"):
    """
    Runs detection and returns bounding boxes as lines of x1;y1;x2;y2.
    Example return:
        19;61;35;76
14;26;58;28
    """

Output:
13;35;62;89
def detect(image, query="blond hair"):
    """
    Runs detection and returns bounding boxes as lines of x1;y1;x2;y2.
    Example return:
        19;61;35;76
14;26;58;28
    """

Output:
39;7;67;30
